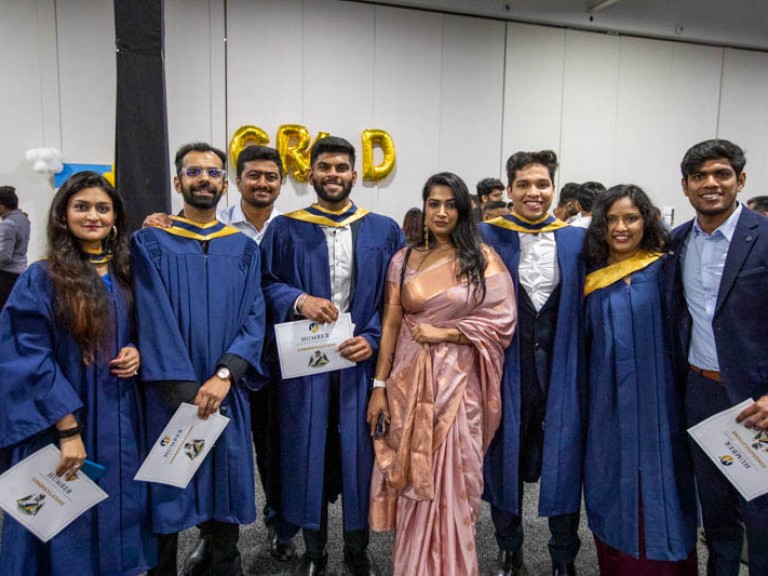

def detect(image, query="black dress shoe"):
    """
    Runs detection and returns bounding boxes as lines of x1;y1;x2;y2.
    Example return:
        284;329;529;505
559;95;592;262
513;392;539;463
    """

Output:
293;552;327;576
268;526;297;562
181;536;212;575
551;562;576;576
490;549;528;576
343;549;381;576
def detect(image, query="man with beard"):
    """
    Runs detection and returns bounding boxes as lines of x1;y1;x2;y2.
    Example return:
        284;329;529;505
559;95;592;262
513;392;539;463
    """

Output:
261;136;404;576
665;139;768;575
143;145;297;566
133;142;266;576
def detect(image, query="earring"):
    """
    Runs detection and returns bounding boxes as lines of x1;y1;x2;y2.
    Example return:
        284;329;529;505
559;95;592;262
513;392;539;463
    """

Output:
109;225;118;242
423;221;429;249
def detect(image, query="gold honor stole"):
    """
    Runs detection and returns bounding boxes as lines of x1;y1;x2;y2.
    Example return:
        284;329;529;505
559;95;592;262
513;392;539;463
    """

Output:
159;216;241;241
83;246;113;266
584;249;663;296
284;202;370;228
488;213;569;234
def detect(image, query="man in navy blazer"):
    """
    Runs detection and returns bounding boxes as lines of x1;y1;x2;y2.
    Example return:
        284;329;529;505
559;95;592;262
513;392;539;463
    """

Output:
665;139;768;576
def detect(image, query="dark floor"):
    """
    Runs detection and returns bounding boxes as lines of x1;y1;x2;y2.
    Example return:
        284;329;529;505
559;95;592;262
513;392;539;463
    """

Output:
0;480;746;575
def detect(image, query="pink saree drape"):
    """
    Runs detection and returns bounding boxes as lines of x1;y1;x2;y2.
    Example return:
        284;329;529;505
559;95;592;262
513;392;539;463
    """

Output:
370;247;516;576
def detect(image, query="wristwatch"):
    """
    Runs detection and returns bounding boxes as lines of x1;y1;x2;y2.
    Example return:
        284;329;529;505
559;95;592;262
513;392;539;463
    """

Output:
216;367;232;382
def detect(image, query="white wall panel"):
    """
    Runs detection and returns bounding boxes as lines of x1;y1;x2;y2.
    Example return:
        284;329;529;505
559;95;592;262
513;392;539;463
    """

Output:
439;15;505;194
718;48;768;198
56;0;115;163
165;0;226;213
501;22;566;187
372;5;443;217
613;37;722;225
559;30;620;188
0;0;60;260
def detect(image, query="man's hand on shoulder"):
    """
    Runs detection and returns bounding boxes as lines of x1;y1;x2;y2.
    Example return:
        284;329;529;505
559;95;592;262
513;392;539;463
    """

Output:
142;212;173;228
736;395;768;431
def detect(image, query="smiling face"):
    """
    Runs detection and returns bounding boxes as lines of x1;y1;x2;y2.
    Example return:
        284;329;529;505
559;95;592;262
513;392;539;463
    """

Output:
605;196;644;264
237;159;282;209
424;184;458;241
682;157;745;231
174;150;227;210
308;152;357;208
66;187;115;251
508;163;554;221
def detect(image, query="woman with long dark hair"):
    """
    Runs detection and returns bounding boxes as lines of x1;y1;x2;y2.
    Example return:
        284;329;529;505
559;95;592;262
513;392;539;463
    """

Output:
401;207;423;246
583;184;697;575
367;172;516;575
0;172;156;575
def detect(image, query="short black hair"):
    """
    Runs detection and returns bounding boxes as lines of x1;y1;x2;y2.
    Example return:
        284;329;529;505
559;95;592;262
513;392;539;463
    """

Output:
576;181;606;212
483;200;508;215
477;177;505;201
557;182;579;207
174;142;227;175
310;136;356;168
680;139;746;179
506;150;558;185
0;186;18;210
747;195;768;213
236;145;284;179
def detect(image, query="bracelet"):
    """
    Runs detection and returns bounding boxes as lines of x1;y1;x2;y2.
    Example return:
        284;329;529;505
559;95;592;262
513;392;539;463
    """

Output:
372;379;386;389
57;424;83;439
296;294;308;313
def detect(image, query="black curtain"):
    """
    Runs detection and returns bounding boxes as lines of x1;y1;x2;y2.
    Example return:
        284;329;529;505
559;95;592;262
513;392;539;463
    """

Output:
114;0;170;232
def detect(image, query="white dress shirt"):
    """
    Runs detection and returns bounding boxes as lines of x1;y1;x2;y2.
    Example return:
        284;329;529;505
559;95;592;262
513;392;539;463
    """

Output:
320;225;353;314
518;231;559;311
217;202;281;245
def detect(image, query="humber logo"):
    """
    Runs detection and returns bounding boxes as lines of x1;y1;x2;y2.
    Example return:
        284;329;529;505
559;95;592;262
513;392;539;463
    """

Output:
308;322;320;333
719;454;734;466
160;435;172;447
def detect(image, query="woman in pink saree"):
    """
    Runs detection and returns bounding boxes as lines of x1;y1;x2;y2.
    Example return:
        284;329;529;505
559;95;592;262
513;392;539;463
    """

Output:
367;172;516;575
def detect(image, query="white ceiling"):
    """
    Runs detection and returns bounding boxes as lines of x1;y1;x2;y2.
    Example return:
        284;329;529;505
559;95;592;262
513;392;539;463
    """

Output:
357;0;768;52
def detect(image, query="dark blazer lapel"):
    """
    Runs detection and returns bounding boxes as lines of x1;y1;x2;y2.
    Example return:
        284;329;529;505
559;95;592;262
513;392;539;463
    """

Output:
715;209;760;316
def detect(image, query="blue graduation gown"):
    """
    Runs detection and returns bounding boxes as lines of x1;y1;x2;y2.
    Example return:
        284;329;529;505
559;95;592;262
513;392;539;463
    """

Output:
131;226;265;533
260;212;404;531
584;258;697;560
0;262;156;576
480;224;587;516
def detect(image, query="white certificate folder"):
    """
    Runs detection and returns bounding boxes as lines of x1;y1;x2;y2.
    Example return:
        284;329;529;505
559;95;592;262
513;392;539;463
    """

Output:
0;444;108;542
688;399;768;501
135;402;229;489
274;313;356;379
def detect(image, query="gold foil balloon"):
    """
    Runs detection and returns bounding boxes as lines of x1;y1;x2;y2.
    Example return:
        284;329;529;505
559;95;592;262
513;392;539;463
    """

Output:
276;124;311;182
103;164;116;187
229;125;270;168
361;129;396;181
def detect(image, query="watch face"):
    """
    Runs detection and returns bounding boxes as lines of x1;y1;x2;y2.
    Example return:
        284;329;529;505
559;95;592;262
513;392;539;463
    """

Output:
217;368;230;380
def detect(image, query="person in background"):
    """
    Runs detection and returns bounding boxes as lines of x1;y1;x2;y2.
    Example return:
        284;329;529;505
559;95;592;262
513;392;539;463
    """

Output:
570;181;606;229
367;172;516;575
583;184;698;575
484;200;510;221
552;182;579;222
401;207;423;246
477;177;506;210
746;195;768;216
0;186;30;309
0;171;156;575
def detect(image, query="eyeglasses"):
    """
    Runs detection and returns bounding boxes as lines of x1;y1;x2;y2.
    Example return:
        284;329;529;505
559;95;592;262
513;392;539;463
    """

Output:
180;166;227;180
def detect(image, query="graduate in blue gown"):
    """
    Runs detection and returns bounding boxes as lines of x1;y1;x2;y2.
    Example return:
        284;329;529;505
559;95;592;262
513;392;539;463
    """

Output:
583;185;697;575
479;150;586;575
0;171;156;575
131;143;265;575
260;136;404;575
